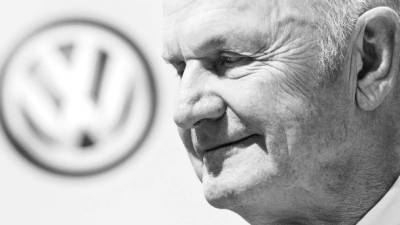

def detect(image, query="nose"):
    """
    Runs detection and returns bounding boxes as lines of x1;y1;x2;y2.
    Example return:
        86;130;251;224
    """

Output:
174;61;226;129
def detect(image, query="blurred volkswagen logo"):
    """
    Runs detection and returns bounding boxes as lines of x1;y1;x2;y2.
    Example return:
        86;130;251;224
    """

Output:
0;19;157;176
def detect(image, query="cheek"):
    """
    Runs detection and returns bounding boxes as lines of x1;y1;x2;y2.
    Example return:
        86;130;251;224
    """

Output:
221;73;313;133
220;73;316;167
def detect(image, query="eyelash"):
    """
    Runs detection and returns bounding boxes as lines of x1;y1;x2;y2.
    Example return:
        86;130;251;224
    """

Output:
218;55;243;67
172;54;248;77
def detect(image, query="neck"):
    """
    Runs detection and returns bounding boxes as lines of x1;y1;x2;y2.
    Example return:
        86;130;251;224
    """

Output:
235;163;398;225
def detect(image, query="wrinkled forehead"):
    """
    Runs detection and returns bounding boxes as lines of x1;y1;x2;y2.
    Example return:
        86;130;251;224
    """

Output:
163;0;316;20
164;0;253;17
163;0;319;60
163;0;318;36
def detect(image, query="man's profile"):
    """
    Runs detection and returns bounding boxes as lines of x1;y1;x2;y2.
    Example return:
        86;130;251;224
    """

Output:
163;0;400;224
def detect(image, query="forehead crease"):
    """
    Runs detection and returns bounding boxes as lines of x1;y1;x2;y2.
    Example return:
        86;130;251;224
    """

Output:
175;5;275;56
164;0;317;59
179;17;254;55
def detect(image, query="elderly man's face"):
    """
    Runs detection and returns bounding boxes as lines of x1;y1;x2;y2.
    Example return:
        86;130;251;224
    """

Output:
163;0;393;223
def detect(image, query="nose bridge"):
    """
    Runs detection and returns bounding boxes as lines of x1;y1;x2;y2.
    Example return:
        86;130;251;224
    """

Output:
174;60;226;129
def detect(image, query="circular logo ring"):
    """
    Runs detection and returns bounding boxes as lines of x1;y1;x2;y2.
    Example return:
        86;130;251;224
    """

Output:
0;18;157;177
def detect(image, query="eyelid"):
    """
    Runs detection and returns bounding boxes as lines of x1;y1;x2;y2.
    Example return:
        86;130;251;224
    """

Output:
222;48;261;56
218;51;254;66
220;51;244;58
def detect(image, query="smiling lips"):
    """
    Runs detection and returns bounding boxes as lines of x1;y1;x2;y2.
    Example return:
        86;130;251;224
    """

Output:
199;134;260;155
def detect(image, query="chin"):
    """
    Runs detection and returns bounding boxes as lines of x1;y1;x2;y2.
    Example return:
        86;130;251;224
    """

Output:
199;155;280;210
202;175;244;209
192;137;285;210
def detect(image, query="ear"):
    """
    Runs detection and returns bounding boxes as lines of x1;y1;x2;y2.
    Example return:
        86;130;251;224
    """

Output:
351;7;400;111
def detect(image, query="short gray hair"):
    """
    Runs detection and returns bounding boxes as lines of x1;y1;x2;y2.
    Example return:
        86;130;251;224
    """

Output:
315;0;400;81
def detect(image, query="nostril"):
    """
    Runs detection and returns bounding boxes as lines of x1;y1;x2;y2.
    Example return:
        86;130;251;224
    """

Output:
193;120;203;128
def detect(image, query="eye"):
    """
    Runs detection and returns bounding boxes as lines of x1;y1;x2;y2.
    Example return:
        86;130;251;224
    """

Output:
172;61;186;77
218;55;243;67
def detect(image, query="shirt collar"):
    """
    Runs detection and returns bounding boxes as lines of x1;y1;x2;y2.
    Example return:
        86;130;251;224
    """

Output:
357;176;400;225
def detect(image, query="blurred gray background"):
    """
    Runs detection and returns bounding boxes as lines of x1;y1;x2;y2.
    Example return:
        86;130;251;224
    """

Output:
0;0;246;224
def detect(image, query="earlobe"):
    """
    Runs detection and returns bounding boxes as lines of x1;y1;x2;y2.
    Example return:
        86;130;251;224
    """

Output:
352;7;400;111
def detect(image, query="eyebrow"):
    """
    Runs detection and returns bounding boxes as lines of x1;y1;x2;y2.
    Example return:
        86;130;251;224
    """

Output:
164;35;242;63
197;35;227;52
163;25;270;65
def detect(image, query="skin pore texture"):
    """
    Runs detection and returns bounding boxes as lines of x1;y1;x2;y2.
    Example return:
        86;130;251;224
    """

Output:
163;0;400;224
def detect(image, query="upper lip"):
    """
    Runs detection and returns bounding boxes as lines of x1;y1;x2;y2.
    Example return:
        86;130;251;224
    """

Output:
198;134;256;154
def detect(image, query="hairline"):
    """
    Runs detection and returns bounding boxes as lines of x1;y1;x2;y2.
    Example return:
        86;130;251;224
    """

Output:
316;0;400;82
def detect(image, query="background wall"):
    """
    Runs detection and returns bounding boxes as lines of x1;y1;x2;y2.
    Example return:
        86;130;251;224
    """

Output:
0;1;247;224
